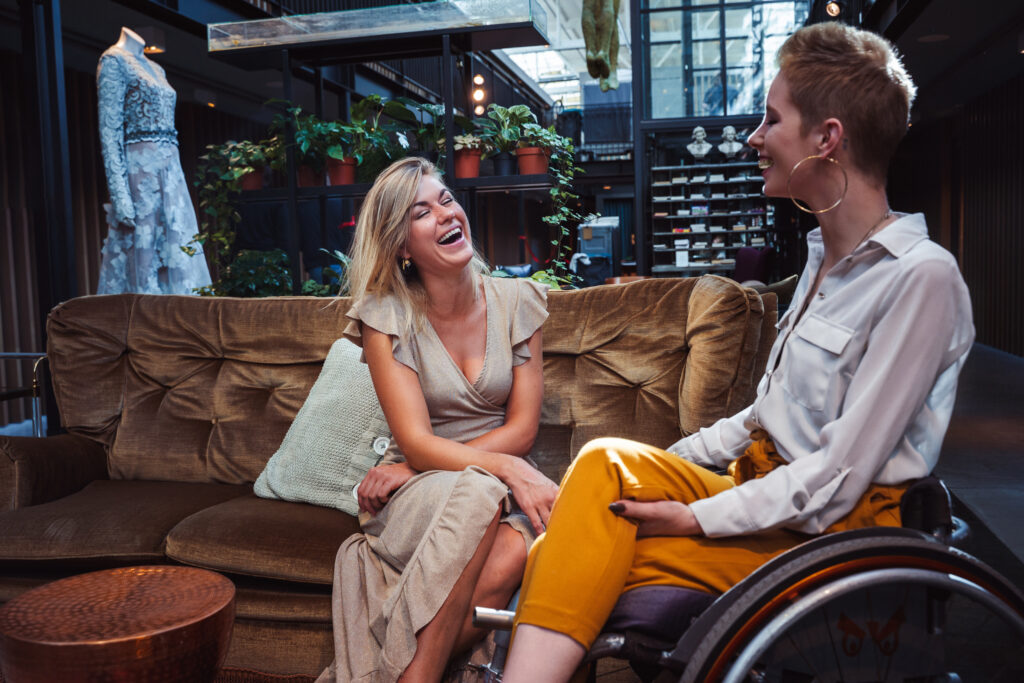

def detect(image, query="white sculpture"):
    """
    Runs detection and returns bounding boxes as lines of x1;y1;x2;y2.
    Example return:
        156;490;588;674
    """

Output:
718;125;743;158
687;126;712;159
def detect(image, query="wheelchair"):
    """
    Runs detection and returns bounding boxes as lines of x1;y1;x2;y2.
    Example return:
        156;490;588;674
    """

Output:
473;477;1024;682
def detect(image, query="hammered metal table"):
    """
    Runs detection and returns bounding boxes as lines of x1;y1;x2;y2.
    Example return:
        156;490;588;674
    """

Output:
0;565;235;683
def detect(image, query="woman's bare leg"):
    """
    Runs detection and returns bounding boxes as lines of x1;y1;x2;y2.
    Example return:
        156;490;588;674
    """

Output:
453;522;528;653
502;624;586;683
399;510;501;682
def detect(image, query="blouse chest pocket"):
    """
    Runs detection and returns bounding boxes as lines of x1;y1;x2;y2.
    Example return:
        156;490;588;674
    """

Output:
781;313;854;412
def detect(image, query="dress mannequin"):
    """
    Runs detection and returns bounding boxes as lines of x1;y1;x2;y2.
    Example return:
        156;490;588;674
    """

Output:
718;125;743;158
686;126;712;159
96;27;211;294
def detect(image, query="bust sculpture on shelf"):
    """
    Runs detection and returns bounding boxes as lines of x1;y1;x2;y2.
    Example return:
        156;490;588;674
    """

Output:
719;125;743;158
687;126;712;159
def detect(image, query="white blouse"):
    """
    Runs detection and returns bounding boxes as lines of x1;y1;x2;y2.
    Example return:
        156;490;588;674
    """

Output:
669;213;975;536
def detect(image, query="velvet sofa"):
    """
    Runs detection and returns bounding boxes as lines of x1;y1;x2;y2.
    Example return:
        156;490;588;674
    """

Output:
0;276;776;677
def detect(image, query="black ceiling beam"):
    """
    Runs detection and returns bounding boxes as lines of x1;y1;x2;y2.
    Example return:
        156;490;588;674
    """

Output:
863;0;932;41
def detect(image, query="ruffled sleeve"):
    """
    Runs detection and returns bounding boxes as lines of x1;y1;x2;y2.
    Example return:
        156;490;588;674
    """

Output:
342;294;419;372
508;279;549;366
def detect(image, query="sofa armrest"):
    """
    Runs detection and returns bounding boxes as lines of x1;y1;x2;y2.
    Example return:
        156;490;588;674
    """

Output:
0;434;108;510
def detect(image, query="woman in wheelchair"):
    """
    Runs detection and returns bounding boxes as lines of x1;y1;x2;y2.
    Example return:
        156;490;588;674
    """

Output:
501;22;976;683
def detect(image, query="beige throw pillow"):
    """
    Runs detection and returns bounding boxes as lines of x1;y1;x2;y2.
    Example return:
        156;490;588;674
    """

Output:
254;338;390;516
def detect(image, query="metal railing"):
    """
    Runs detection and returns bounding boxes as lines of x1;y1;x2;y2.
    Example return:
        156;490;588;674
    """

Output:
0;353;48;438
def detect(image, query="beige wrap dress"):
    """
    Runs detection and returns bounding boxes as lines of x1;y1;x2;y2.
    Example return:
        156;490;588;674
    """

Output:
316;275;549;683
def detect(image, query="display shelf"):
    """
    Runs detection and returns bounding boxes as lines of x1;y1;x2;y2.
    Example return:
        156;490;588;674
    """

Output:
652;264;735;274
653;194;762;203
236;174;550;201
654;244;750;253
651;161;759;172
451;174;550;192
653;210;769;220
649;136;775;280
653;228;771;235
208;0;549;68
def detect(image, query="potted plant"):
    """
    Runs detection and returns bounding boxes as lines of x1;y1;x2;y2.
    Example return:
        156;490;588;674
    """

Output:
452;133;487;178
227;138;276;190
349;94;403;182
269;104;329;186
475;103;536;176
391;98;475;164
323;120;358;185
517;122;562;175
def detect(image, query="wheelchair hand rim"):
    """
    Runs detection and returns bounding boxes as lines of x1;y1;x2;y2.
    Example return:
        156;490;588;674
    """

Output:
720;566;1024;683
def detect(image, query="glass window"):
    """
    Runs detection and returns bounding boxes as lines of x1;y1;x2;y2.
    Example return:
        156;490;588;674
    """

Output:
649;11;682;42
642;0;809;119
690;10;719;40
650;43;684;118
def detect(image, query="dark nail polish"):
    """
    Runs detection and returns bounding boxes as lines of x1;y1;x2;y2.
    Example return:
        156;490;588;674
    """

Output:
608;502;625;513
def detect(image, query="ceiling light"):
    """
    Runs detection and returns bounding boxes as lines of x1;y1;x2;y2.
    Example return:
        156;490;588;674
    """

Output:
825;1;842;17
472;88;485;102
195;88;216;108
474;104;485;115
602;185;611;190
473;74;485;85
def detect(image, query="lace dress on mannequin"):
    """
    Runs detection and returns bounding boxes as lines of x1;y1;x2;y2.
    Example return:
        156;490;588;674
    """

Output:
96;31;211;294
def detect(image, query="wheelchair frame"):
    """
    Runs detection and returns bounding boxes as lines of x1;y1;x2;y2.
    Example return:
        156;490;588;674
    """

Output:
471;479;1024;682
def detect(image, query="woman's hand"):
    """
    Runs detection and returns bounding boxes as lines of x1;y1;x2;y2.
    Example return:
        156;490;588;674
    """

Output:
608;500;704;538
501;456;559;535
358;462;418;515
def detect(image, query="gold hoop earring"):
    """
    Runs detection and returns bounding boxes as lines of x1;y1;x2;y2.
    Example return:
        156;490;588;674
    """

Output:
400;257;411;272
787;155;848;215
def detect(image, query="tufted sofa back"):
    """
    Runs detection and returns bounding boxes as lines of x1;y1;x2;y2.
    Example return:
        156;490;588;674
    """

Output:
46;277;774;485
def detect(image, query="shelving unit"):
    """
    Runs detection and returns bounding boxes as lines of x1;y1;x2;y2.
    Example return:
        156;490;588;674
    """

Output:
207;1;551;291
648;159;775;277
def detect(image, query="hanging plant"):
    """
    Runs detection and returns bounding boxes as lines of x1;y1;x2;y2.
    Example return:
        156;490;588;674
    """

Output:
537;128;596;289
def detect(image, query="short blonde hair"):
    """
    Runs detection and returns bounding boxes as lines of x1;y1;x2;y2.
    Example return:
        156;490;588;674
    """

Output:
345;157;488;330
778;22;916;181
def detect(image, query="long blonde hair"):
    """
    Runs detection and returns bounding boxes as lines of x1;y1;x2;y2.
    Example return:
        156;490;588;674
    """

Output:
345;157;488;330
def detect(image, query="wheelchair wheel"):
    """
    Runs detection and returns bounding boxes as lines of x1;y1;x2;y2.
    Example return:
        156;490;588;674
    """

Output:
676;529;1024;683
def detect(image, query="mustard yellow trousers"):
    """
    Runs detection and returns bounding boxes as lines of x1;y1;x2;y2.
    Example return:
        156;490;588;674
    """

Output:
514;437;905;648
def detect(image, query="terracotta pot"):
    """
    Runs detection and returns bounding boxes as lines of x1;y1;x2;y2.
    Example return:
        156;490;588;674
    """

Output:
454;148;482;179
297;164;320;187
327;157;358;185
492;152;516;176
516;146;549;175
239;167;264;191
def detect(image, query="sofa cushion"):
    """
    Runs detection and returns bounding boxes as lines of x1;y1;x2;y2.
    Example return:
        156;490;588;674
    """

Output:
0;480;250;565
541;277;769;459
47;295;353;485
165;494;360;585
254;338;389;516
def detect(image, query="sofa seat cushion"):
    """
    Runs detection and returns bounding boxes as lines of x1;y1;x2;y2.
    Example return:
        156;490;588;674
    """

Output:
0;480;250;565
165;494;360;585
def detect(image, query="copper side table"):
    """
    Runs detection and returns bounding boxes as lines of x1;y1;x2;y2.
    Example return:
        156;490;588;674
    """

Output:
0;566;235;683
